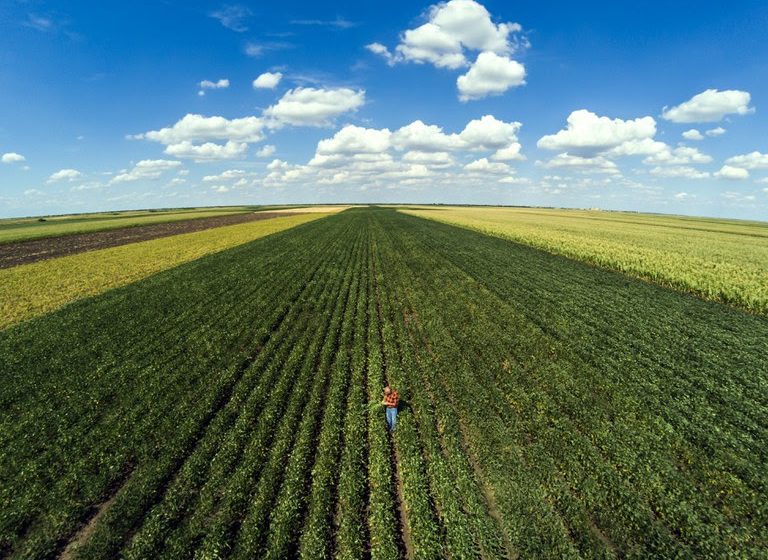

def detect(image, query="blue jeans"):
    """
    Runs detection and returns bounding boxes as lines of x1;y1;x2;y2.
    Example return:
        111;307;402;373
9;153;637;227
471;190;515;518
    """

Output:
386;407;398;431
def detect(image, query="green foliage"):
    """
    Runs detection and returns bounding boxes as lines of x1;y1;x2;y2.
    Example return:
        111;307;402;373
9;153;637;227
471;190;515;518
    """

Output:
1;208;765;559
403;206;768;313
0;213;326;328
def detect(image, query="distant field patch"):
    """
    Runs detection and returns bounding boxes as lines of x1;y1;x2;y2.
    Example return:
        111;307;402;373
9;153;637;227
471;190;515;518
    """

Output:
0;213;328;329
269;205;357;214
401;206;768;313
0;207;257;244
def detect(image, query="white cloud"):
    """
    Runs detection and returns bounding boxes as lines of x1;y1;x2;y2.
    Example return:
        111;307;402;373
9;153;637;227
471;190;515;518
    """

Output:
255;144;276;157
674;192;690;200
164;140;248;161
202;169;247;182
47;168;82;183
715;165;750;180
1;152;25;164
317;125;392;155
199;79;229;90
662;89;754;123
209;5;251;32
111;160;181;183
540;153;619;174
366;43;395;65
263;87;365;126
212;185;231;193
705;126;726;137
724;151;768;170
253;72;282;89
391;120;462;152
136;114;266;144
459;114;523;159
291;17;356;29
370;1;527;99
605;138;667;157
643;146;712;165
464;157;510;174
394;0;521;68
498;176;530;185
537;110;656;154
682;129;703;141
649;166;710;179
457;51;525;101
402;151;454;167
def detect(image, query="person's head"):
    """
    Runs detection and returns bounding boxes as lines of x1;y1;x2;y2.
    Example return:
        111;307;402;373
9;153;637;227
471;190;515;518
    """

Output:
384;386;391;395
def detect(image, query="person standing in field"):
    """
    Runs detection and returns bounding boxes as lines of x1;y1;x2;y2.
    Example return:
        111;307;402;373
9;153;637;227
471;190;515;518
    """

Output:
382;385;399;431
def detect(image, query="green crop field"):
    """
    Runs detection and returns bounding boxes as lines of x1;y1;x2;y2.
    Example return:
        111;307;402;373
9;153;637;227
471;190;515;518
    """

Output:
402;206;768;313
1;208;766;559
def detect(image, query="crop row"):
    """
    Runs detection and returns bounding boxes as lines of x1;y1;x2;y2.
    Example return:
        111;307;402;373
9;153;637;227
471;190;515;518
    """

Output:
375;208;767;557
0;212;325;328
2;207;765;558
402;206;768;313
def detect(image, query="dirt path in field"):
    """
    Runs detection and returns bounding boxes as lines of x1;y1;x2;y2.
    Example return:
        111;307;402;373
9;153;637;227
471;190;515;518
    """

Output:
0;212;296;269
372;253;414;560
405;307;517;560
59;465;135;560
390;442;414;559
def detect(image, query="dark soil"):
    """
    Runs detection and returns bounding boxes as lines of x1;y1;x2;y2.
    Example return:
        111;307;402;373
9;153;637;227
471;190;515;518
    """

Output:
0;212;296;269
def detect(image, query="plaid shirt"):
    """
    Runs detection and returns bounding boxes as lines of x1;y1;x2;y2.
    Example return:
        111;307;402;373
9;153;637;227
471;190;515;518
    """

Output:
383;390;399;408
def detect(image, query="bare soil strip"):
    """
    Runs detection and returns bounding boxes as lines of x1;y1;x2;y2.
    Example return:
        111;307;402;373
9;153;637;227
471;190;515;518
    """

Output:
59;465;136;560
0;212;295;269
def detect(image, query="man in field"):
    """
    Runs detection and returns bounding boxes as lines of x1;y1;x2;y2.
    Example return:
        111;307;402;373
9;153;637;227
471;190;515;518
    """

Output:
382;385;399;431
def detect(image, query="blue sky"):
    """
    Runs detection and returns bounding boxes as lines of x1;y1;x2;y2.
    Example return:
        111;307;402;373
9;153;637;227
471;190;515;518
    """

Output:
1;0;767;219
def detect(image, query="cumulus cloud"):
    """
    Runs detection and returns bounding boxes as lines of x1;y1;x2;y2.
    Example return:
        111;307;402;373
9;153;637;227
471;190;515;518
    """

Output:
202;169;247;182
263;87;365;126
682;129;704;141
724;151;768;170
402;151;454;167
164;140;248;161
539;153;619;174
369;0;527;100
391;120;463;152
1;152;25;164
464;157;510;174
537;110;656;154
255;144;276;157
457;51;525;101
253;72;282;89
662;89;754;123
394;0;521;68
706;126;726;137
715;165;750;180
47;168;82;183
674;192;691;200
459;115;520;149
649;166;710;179
111;160;181;183
316;125;392;155
643;146;712;165
262;113;528;189
136;114;266;144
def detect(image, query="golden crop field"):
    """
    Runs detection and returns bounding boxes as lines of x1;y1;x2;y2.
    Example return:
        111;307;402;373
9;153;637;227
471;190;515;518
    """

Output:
0;213;327;329
401;206;768;313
